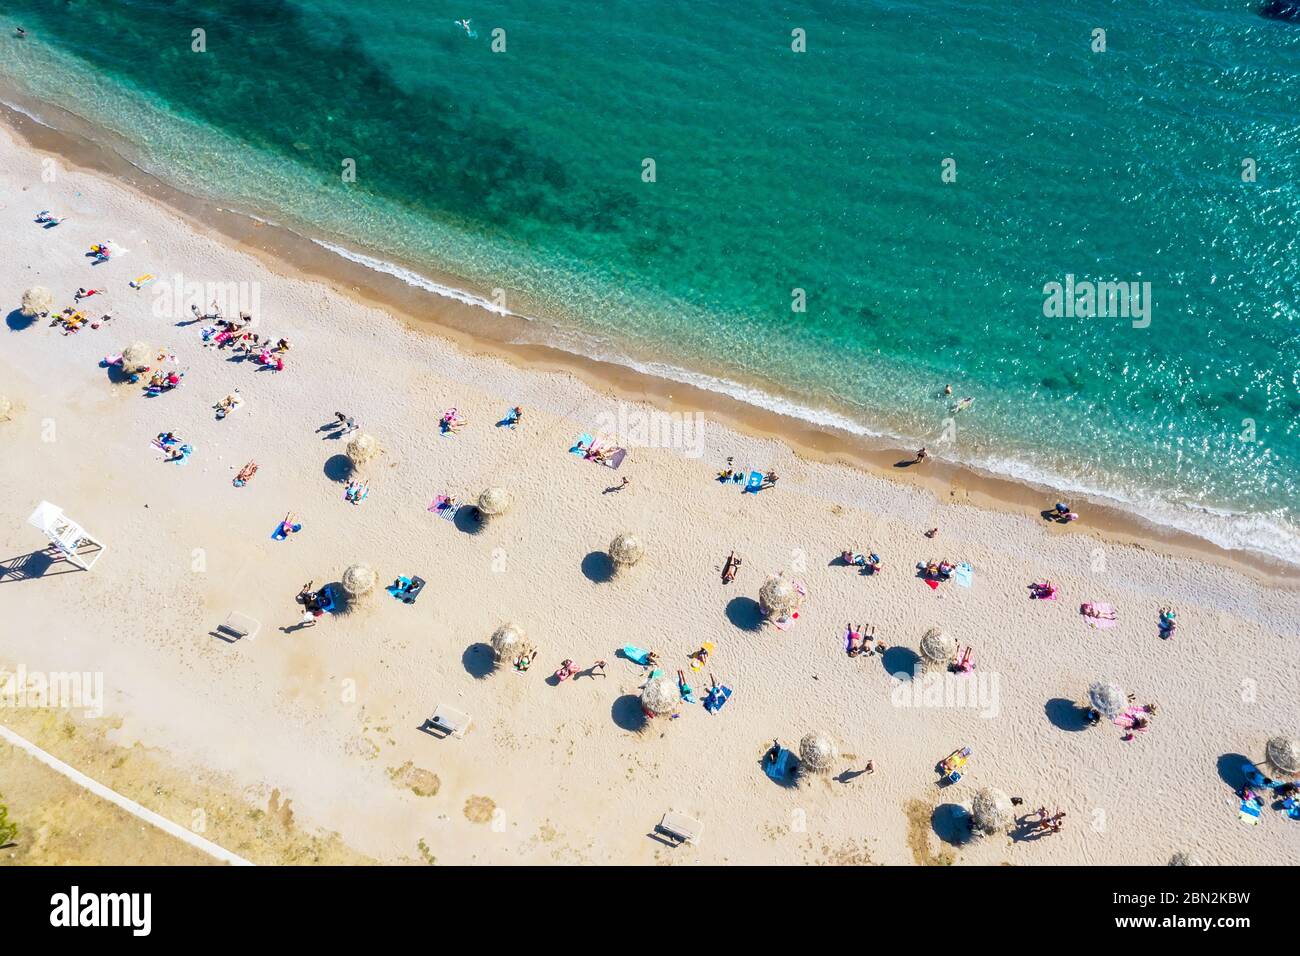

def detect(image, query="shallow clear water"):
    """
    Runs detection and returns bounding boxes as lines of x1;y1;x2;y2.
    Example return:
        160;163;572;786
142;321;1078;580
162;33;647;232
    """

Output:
1;0;1298;562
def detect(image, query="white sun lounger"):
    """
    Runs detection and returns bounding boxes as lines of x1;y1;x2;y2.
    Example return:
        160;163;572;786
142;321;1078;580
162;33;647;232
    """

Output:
429;705;471;738
656;811;703;846
216;611;260;640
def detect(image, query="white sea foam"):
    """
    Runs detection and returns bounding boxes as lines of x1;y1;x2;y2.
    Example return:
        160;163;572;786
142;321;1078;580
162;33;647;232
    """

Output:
0;99;55;128
309;234;1300;570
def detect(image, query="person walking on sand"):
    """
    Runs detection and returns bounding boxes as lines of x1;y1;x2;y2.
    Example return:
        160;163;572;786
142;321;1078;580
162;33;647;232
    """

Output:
583;660;607;679
864;760;875;775
913;447;928;464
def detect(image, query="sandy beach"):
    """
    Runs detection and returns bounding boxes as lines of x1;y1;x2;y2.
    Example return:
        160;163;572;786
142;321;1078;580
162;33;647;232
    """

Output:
1;119;1298;866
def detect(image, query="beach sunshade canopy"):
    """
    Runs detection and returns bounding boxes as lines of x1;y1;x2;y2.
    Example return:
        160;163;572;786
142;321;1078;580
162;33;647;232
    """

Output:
1265;735;1300;777
490;622;525;662
1168;851;1203;866
1087;680;1126;719
759;573;802;618
346;433;379;467
20;286;53;317
608;532;645;570
641;675;681;717
341;563;377;598
919;626;957;663
970;788;1014;835
798;732;837;773
120;342;153;373
478;486;512;517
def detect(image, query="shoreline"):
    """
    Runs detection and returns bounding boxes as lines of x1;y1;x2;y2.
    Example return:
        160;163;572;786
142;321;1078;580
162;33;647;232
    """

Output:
0;93;1295;587
2;105;1296;867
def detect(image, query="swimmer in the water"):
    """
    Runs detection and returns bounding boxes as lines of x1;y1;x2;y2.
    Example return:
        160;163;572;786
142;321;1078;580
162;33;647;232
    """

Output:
15;27;27;38
456;18;472;34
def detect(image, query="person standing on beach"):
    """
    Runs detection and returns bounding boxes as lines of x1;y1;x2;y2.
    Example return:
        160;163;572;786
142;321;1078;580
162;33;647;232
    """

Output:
913;447;928;464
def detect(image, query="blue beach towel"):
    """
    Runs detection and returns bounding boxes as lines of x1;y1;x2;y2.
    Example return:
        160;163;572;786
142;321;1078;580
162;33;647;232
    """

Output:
952;562;974;588
765;747;793;780
569;434;594;456
621;644;651;666
744;470;763;493
703;684;732;715
272;521;302;541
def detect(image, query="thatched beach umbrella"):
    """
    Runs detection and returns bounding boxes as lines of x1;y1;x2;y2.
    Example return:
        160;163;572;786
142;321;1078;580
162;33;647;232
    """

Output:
641;674;681;718
20;286;53;317
608;532;645;573
798;732;837;773
120;342;153;374
919;626;957;665
759;573;802;619
341;563;377;599
1087;679;1126;719
1169;851;1203;866
1264;735;1300;777
478;486;512;518
346;433;379;468
489;623;525;663
970;788;1014;836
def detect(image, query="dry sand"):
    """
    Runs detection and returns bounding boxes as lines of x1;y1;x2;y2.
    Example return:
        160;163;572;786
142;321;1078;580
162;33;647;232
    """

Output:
0;122;1297;865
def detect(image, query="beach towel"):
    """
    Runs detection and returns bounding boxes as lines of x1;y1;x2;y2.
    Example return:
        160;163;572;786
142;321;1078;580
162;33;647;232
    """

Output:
428;495;461;521
925;579;940;590
595;446;627;469
272;520;302;541
703;684;732;715
1239;800;1262;826
764;747;793;780
621;645;652;666
569;434;594;457
688;641;715;672
952;562;974;588
679;681;698;705
1283;797;1300;821
744;470;763;493
130;274;156;289
497;408;520;428
1081;603;1118;630
772;612;798;631
1241;762;1279;790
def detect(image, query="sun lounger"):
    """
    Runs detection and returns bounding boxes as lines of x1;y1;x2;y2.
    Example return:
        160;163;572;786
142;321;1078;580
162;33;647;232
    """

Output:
216;612;260;641
428;705;471;739
656;811;703;846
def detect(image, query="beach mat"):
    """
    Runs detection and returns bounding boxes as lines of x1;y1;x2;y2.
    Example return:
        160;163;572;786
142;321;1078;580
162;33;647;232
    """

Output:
765;748;793;780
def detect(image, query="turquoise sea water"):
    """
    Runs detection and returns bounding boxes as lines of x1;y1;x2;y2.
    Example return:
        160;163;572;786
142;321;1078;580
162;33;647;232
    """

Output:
1;0;1298;563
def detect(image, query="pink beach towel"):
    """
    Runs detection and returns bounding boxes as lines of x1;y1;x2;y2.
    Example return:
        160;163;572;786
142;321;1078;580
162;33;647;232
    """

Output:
1081;602;1118;629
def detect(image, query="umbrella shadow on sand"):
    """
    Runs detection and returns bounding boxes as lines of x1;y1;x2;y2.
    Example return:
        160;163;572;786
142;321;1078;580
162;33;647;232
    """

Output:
581;551;614;583
932;803;971;846
1044;697;1089;732
6;309;36;331
323;454;353;482
462;643;495;679
1216;752;1254;789
611;694;646;732
881;646;920;677
725;596;764;631
453;506;486;535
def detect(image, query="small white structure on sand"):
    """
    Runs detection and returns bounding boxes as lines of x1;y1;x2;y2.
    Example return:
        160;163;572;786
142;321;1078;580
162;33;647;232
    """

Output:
27;501;106;570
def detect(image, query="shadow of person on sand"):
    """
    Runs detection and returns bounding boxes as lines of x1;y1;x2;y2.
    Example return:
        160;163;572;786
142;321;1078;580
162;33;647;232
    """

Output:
611;694;646;732
1044;697;1090;732
462;643;495;679
581;551;614;583
725;596;764;631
